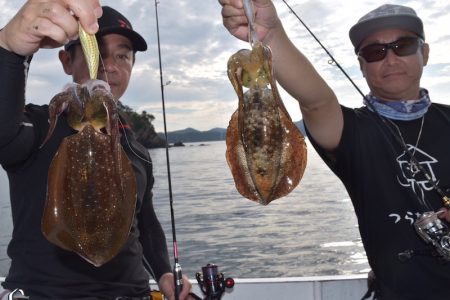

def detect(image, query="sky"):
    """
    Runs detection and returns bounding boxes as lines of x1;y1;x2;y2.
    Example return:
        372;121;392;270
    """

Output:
1;0;450;132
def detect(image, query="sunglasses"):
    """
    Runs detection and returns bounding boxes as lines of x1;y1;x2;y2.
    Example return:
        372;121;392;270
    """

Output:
358;37;424;63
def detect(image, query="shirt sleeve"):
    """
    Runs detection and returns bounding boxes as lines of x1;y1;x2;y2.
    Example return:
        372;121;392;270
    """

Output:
0;46;37;167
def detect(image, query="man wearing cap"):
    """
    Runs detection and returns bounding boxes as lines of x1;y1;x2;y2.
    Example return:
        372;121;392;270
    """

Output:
0;1;192;299
221;0;450;299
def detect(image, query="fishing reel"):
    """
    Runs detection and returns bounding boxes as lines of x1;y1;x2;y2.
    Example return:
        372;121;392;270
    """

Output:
195;264;234;300
414;211;450;261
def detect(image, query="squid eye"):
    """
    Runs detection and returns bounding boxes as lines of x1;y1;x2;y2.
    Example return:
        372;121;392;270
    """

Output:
241;70;252;88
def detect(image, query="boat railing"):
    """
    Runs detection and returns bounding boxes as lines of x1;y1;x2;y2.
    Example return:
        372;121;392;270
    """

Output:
1;274;369;300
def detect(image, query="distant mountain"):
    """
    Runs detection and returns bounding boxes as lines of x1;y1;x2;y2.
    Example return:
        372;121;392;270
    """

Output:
158;127;227;144
158;120;306;144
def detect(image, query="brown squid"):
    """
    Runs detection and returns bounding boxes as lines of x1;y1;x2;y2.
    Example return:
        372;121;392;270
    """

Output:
41;80;137;267
40;26;137;266
226;41;307;205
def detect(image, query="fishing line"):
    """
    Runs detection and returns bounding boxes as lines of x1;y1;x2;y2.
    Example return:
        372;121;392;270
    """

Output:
91;47;152;165
280;0;365;98
95;54;152;164
280;0;448;209
154;0;184;299
118;117;153;165
99;55;109;85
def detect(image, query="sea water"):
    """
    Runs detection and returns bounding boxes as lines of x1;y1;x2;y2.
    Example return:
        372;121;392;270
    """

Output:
0;140;369;278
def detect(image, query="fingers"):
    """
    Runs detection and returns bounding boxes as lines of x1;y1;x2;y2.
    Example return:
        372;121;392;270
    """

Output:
218;0;243;8
220;0;245;21
219;0;278;43
66;0;102;34
178;275;193;300
39;0;102;39
219;0;271;11
28;2;80;45
157;272;176;300
437;208;450;223
0;0;102;55
220;0;251;41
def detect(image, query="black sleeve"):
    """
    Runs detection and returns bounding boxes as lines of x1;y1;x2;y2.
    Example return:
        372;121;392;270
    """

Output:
0;46;37;166
138;157;171;282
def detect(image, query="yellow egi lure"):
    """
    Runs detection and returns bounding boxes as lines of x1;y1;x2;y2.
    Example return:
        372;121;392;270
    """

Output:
78;24;99;80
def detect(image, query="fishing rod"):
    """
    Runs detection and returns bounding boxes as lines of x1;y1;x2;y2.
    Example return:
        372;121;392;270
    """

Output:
154;1;183;299
153;4;235;299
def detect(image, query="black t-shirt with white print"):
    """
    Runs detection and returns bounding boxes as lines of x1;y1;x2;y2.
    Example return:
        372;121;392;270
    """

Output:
308;103;450;299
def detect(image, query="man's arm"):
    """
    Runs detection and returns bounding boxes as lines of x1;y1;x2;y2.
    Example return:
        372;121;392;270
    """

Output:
0;0;101;57
264;24;343;151
0;0;102;165
0;48;35;166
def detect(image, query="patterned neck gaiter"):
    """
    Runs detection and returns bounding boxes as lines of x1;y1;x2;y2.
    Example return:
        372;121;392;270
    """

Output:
363;88;431;120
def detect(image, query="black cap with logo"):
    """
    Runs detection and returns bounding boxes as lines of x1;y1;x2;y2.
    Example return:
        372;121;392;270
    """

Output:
64;6;147;52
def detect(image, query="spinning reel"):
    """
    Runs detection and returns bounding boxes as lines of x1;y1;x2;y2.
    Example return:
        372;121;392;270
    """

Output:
195;264;234;300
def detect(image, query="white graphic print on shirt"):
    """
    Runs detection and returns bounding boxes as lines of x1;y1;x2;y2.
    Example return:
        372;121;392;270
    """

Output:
388;144;439;225
396;144;437;204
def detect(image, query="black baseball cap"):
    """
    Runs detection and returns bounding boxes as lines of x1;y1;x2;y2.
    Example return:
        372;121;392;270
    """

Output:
64;6;147;52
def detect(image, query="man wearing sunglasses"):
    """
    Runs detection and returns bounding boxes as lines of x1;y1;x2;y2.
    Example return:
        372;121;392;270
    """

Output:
221;1;450;299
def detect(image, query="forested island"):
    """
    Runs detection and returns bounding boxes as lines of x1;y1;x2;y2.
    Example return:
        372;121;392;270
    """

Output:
119;103;305;149
118;102;227;148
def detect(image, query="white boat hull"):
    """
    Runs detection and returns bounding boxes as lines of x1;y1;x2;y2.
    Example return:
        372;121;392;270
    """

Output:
2;274;368;299
205;275;367;299
179;275;368;300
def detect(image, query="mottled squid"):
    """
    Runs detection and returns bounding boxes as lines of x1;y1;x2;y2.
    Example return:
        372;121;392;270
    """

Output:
41;25;137;266
225;0;307;205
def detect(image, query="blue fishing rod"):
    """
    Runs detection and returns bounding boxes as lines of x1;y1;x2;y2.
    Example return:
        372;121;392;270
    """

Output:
154;1;183;299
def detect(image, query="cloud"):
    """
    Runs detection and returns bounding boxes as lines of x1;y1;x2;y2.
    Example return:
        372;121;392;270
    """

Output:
1;0;449;131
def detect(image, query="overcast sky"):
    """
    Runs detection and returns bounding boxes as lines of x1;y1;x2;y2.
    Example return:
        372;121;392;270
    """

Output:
1;0;450;131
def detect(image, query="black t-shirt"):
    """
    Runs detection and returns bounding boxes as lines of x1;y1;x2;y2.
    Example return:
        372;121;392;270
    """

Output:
0;47;171;299
308;104;450;299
